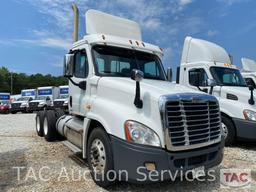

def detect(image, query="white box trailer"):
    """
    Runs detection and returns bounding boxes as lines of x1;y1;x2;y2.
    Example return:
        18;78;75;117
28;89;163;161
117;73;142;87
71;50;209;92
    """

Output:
53;85;69;109
10;89;36;114
28;86;59;112
0;92;10;106
35;6;224;187
176;36;256;145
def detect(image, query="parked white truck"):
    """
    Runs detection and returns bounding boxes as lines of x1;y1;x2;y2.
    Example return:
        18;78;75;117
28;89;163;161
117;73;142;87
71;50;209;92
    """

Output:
176;36;256;145
10;89;36;114
53;85;69;109
35;6;224;187
241;57;256;88
28;86;58;112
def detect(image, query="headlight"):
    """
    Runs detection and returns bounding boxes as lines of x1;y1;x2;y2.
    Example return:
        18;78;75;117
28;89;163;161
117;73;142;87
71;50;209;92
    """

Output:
38;102;44;106
124;120;161;147
243;109;256;121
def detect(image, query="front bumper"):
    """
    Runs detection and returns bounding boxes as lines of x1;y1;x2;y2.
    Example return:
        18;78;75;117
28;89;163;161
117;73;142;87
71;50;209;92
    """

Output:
10;107;26;112
233;118;256;141
111;136;224;183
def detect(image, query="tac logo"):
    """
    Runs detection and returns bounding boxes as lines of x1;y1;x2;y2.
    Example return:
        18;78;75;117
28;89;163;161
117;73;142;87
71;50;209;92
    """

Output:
220;169;251;189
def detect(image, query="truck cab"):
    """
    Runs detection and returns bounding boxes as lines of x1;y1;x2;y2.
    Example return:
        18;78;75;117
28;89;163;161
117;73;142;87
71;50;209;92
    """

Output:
241;57;256;88
10;89;36;114
53;85;69;109
28;86;58;112
35;7;224;187
177;36;256;145
0;92;10;114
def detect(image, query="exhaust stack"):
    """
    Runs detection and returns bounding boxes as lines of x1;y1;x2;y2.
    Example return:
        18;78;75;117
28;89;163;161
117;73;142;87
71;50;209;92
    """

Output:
72;4;79;43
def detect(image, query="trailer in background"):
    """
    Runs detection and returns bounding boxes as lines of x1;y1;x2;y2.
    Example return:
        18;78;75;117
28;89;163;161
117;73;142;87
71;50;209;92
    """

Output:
0;93;10;114
10;89;36;114
53;85;69;109
28;86;59;112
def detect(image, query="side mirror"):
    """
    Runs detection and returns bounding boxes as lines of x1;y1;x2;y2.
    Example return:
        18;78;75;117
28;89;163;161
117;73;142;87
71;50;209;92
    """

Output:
63;54;74;77
131;69;144;109
131;69;144;82
206;79;217;87
248;85;255;105
167;67;172;82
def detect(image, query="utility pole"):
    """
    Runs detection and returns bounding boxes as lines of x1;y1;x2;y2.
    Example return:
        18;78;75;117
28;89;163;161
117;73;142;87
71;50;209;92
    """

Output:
10;72;13;95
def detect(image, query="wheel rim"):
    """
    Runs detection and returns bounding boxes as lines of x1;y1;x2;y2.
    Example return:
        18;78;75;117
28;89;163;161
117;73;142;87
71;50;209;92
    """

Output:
90;139;106;173
36;116;40;132
221;122;228;139
43;118;48;135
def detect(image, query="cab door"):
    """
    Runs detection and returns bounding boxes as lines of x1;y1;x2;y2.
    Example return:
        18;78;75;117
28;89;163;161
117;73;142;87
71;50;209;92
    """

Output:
69;48;90;116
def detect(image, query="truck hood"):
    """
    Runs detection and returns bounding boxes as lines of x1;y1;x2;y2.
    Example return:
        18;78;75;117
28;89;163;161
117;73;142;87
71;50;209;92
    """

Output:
220;86;256;107
30;100;45;103
98;77;206;101
54;98;68;102
12;101;26;104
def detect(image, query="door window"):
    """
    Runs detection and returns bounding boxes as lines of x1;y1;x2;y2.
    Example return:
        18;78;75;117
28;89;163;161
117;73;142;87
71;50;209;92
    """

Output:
74;51;89;78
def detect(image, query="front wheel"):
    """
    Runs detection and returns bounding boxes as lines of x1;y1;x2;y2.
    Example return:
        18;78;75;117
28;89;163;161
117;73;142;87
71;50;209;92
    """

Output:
221;116;236;146
87;127;115;188
36;111;45;137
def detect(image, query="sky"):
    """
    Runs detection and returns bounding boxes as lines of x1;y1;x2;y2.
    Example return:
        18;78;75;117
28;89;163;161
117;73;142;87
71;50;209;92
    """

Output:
0;0;255;76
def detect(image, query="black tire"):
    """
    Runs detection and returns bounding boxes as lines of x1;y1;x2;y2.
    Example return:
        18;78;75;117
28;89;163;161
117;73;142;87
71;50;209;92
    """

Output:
44;110;58;142
87;127;115;188
36;111;45;137
11;111;17;114
222;116;236;146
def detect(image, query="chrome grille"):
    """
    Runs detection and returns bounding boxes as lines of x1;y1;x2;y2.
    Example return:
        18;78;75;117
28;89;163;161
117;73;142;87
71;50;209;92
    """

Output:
11;103;21;109
54;101;64;107
160;93;222;151
29;102;39;107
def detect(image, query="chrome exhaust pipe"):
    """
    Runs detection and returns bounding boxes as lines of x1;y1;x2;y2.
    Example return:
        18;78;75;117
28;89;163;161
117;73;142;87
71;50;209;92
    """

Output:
72;4;79;42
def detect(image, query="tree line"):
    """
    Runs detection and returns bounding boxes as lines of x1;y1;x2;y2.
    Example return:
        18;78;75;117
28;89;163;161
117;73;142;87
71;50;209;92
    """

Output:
0;67;68;94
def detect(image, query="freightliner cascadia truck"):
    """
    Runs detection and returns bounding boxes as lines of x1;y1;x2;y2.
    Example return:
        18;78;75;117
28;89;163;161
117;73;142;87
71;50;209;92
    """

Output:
28;86;58;112
176;37;256;146
35;5;224;187
241;57;256;88
53;85;69;109
10;89;36;113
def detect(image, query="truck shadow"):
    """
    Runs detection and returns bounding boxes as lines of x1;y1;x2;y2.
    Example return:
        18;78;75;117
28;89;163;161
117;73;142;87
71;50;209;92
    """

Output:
233;141;256;151
0;149;30;192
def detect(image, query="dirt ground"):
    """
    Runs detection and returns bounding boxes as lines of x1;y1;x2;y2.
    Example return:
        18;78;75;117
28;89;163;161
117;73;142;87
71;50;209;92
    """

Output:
0;113;255;192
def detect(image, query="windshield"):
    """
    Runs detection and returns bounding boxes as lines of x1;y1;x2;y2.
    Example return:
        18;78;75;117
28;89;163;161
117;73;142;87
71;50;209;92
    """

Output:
92;45;166;80
0;101;9;105
36;96;47;100
210;67;247;87
60;95;69;99
17;97;30;101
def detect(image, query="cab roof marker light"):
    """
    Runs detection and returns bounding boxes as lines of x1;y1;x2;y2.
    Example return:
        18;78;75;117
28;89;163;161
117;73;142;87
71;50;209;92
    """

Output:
102;34;106;40
135;41;139;46
129;40;133;44
141;42;145;47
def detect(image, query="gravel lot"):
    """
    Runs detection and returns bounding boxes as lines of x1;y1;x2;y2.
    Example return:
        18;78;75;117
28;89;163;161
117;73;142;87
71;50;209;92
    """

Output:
0;113;255;192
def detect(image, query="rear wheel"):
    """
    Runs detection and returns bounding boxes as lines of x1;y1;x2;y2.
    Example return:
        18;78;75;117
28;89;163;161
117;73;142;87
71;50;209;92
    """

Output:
222;116;236;146
36;111;45;137
11;111;17;114
44;110;59;142
87;127;115;188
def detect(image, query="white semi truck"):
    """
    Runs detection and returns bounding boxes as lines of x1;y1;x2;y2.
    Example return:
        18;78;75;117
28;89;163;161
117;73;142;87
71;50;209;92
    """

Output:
10;89;36;114
35;6;224;187
28;86;58;112
176;36;256;145
53;85;69;109
241;57;256;88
